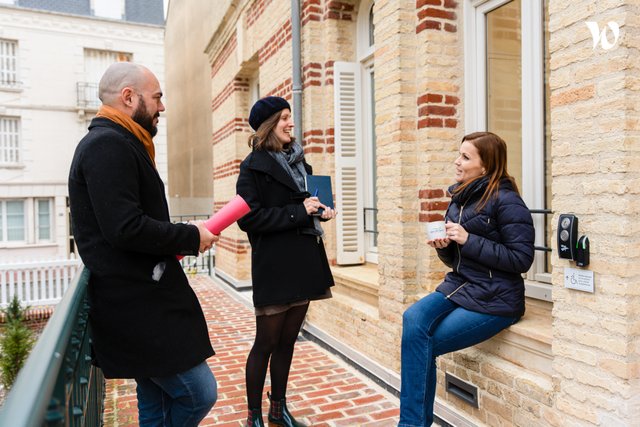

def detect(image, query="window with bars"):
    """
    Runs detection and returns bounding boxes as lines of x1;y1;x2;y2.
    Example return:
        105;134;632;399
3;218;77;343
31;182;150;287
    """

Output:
78;48;131;109
0;116;20;165
0;38;18;89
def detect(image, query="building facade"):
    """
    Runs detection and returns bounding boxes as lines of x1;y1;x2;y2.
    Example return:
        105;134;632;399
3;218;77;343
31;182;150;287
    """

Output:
0;0;165;260
165;0;640;425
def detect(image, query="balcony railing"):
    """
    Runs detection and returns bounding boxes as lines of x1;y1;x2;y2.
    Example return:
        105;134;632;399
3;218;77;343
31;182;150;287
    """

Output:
76;82;100;110
0;256;83;308
172;214;216;276
0;78;22;90
0;267;105;427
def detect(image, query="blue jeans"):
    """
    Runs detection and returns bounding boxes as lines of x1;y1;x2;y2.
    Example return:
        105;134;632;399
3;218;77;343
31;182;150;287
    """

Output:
136;360;217;427
398;291;519;427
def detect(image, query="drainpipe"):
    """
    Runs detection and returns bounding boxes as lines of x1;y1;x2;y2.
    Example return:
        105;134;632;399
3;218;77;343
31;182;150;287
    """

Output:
291;0;303;143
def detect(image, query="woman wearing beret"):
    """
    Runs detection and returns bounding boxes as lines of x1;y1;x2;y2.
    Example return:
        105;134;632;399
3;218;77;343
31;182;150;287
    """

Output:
236;96;336;427
399;132;535;427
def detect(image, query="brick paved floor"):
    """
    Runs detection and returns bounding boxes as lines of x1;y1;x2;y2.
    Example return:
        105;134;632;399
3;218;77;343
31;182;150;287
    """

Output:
103;275;400;426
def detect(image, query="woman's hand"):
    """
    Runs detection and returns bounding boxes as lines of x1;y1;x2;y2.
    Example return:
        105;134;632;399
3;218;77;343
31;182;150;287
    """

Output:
320;206;337;220
445;222;469;245
427;237;451;249
303;196;324;215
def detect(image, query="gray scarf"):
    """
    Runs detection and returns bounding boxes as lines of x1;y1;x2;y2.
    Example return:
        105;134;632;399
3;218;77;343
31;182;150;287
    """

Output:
268;142;323;236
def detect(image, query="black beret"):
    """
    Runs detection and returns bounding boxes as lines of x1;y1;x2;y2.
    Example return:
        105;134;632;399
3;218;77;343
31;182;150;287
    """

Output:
249;96;291;131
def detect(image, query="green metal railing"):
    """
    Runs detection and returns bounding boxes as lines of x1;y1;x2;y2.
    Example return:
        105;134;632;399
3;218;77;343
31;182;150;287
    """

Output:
0;267;105;427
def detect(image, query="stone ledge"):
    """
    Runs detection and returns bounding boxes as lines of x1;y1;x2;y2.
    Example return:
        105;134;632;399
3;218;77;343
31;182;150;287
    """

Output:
478;298;553;376
330;263;379;309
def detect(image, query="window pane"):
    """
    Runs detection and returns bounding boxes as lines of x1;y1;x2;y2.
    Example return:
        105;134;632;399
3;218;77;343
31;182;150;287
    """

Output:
486;0;522;189
369;69;377;247
0;117;20;164
38;199;51;241
543;3;552;273
6;200;25;241
0;39;18;87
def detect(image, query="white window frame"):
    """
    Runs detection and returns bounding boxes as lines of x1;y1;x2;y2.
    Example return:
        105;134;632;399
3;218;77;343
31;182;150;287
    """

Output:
0;116;21;166
464;0;551;300
359;0;378;264
36;198;53;242
0;38;19;90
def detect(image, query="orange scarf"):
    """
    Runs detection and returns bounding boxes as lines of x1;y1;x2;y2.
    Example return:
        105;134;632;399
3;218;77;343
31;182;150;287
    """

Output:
96;105;156;168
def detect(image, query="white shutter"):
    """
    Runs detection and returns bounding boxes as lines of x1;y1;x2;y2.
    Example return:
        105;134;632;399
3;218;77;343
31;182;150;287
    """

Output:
334;62;365;265
84;49;131;84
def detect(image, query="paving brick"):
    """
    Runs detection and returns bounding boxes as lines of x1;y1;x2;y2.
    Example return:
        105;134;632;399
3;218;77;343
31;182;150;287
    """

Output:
103;275;400;426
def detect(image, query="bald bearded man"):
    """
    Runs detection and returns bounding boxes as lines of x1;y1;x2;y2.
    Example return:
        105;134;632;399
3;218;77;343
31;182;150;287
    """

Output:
68;62;218;426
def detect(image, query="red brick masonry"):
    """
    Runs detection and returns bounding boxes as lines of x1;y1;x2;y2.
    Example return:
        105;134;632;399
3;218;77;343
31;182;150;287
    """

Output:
103;275;400;426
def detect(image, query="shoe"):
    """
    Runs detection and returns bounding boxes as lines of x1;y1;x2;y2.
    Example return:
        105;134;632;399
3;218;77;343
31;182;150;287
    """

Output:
267;392;307;427
247;407;265;427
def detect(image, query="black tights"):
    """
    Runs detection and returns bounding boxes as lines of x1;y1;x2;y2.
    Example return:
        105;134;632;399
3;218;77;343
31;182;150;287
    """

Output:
245;303;309;408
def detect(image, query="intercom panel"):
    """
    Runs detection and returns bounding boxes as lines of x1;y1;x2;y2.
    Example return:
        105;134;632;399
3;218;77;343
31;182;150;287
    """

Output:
557;214;578;260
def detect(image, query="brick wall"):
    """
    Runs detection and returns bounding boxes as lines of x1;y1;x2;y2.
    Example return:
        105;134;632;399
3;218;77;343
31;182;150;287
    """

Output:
178;0;640;425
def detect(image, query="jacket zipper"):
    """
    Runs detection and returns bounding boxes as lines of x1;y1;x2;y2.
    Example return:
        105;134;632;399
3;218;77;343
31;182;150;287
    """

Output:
455;204;465;272
446;281;468;299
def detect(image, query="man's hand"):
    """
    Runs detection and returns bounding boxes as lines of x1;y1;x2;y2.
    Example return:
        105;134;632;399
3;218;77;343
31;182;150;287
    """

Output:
190;220;219;253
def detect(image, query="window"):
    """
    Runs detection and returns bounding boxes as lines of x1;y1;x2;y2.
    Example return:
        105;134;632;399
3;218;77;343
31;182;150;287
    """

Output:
79;48;131;109
0;116;20;165
0;38;18;89
334;0;376;265
36;198;52;242
91;0;124;20
249;74;260;106
465;0;551;299
0;200;26;243
360;1;377;263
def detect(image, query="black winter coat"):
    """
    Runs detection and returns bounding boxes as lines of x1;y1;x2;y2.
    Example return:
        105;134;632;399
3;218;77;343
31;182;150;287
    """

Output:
68;118;214;378
436;178;535;317
236;149;334;307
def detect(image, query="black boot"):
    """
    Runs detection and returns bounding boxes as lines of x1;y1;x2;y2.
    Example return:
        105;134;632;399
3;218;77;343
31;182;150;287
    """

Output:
247;407;265;427
267;392;307;427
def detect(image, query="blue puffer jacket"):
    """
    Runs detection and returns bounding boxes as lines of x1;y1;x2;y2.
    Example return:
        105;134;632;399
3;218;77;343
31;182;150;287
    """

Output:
435;177;535;317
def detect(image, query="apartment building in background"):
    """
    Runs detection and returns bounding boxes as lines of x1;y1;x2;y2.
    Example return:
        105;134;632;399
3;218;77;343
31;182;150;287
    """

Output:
166;0;640;425
0;0;165;260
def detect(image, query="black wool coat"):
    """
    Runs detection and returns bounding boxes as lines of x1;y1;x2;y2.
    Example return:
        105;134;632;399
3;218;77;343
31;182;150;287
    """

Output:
68;118;214;378
436;179;535;317
236;149;334;308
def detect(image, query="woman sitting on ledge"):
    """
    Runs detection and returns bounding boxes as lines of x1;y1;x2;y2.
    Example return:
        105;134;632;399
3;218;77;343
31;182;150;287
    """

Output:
399;131;535;427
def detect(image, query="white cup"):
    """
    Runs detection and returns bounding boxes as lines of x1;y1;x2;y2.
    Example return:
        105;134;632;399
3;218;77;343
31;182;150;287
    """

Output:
426;221;446;240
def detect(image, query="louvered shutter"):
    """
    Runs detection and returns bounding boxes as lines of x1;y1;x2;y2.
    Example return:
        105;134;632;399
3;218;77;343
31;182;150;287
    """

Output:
334;62;365;265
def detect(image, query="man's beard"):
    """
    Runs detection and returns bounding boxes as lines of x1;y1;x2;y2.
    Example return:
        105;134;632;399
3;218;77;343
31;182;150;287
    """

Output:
132;96;158;137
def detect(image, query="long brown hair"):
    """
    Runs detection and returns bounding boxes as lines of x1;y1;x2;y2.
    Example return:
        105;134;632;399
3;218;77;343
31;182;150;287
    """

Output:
452;131;519;210
247;109;295;151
